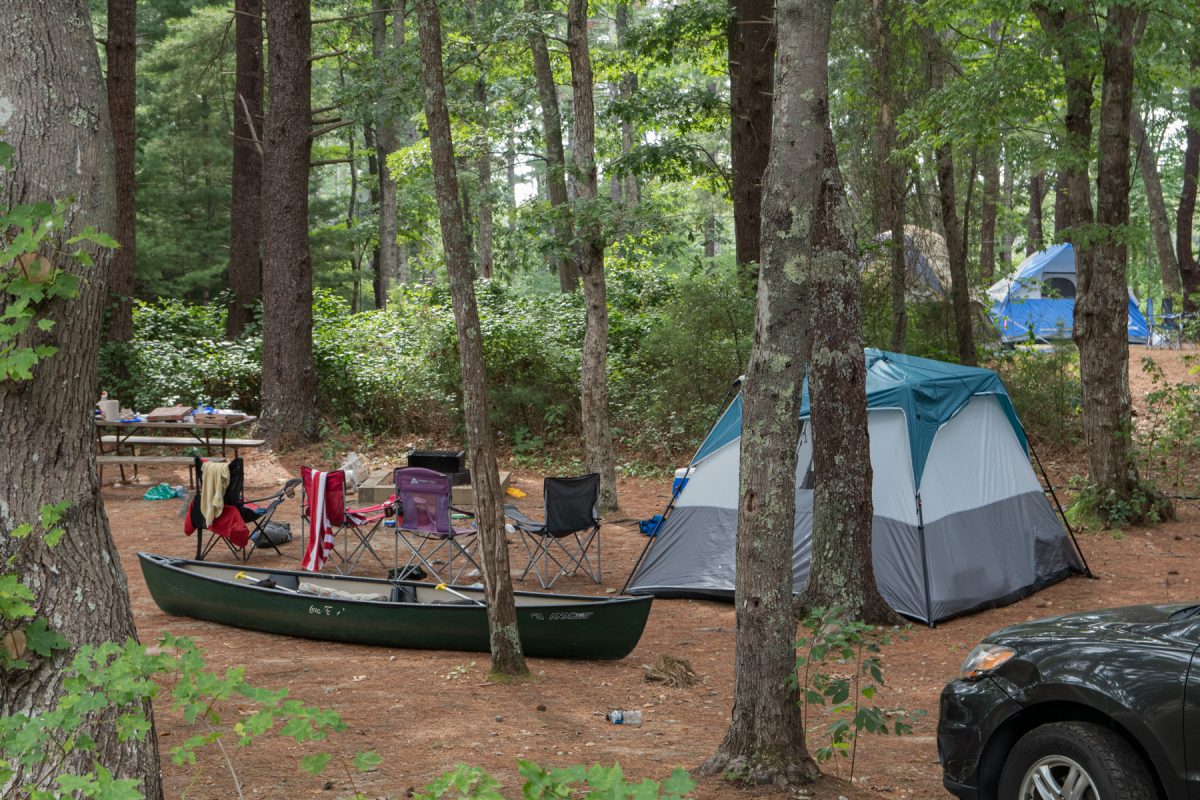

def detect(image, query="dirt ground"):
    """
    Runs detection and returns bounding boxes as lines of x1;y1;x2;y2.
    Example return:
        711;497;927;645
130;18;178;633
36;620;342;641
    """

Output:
102;348;1198;799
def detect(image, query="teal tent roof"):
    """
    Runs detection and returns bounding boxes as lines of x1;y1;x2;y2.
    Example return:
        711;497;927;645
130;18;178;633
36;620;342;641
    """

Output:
691;349;1027;487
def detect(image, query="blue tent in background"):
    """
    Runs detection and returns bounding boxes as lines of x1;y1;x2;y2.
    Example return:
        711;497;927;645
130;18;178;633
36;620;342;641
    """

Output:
987;243;1150;344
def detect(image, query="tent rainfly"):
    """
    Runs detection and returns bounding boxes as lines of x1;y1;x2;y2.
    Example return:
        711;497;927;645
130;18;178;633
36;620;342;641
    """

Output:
988;243;1150;344
625;350;1087;625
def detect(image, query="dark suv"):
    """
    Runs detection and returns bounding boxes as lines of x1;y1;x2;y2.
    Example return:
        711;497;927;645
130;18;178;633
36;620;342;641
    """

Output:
938;603;1200;799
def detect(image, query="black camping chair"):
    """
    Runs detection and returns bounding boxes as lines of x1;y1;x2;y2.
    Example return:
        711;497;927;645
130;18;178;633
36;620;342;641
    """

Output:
189;456;300;561
504;473;601;589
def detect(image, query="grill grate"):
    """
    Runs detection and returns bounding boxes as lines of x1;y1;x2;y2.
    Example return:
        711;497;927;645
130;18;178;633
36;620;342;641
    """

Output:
406;448;467;478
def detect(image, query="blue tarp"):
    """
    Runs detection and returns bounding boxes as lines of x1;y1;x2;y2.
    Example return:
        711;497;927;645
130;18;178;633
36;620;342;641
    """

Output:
691;350;1026;487
992;296;1150;344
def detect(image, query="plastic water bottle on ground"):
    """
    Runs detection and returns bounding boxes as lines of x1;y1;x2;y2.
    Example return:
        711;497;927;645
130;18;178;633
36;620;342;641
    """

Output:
605;709;643;725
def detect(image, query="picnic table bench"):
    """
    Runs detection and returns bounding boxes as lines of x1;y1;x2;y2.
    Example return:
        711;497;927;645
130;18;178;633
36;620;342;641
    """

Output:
98;435;265;459
96;455;224;488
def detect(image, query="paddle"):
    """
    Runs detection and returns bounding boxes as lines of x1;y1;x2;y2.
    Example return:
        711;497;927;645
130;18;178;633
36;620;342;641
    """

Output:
234;571;300;593
435;582;485;606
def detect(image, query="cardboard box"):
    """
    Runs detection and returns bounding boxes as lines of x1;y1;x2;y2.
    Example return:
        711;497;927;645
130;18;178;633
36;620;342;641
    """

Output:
194;413;245;426
147;405;191;422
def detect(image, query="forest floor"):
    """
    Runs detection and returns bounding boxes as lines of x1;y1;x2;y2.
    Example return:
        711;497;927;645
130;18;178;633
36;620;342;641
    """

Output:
102;347;1198;800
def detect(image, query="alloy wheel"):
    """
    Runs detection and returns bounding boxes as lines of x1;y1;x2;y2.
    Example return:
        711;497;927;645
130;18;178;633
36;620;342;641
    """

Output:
1019;755;1098;800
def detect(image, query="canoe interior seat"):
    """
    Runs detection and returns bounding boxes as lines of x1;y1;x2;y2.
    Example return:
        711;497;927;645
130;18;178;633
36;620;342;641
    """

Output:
271;574;300;591
389;584;417;604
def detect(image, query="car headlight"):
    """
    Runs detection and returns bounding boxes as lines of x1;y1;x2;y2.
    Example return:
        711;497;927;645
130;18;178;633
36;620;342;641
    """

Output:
959;643;1016;681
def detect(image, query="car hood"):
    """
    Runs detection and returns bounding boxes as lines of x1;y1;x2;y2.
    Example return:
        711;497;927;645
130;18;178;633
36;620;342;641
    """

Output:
987;603;1197;646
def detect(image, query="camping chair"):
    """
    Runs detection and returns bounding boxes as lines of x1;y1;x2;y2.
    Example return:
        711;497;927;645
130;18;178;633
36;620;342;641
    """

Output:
393;467;480;584
298;466;394;574
504;473;601;589
186;457;297;562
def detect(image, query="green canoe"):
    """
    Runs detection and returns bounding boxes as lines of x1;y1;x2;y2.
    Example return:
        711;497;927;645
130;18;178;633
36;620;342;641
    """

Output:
137;552;652;660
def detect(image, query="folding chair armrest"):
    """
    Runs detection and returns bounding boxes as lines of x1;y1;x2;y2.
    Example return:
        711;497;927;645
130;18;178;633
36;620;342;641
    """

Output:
503;505;545;533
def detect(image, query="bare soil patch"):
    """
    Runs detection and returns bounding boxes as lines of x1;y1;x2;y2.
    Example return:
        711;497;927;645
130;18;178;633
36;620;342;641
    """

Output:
103;349;1198;799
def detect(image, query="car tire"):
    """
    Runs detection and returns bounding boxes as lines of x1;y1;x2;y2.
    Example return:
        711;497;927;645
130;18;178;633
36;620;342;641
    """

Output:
997;721;1156;800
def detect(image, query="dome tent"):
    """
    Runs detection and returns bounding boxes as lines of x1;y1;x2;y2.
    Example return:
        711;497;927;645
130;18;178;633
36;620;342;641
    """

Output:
988;243;1150;343
625;350;1087;625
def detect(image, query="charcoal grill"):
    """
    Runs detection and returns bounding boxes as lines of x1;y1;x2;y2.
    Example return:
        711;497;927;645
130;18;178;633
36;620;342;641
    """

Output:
406;448;470;485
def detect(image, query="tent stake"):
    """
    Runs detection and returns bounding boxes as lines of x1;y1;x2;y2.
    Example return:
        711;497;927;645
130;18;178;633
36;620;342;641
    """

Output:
620;375;743;595
1029;439;1094;579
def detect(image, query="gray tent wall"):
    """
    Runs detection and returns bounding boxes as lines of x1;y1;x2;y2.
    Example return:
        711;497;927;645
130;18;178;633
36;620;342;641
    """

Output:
626;395;1083;624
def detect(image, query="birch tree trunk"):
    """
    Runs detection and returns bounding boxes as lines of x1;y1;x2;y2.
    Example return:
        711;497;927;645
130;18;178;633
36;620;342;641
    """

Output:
526;0;579;292
105;0;136;342
227;0;263;337
0;0;164;793
259;0;317;444
415;0;527;676
728;0;776;295
699;0;838;785
567;0;619;514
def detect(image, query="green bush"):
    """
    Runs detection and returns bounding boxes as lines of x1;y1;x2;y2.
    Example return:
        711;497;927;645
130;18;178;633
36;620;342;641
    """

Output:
989;345;1082;449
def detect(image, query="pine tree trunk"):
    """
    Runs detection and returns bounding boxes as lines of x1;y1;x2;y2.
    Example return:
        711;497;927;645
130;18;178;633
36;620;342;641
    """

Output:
527;0;579;292
928;32;975;365
364;123;384;308
0;1;164;794
105;0;136;342
259;0;317;444
615;1;640;207
1131;115;1181;292
414;0;527;677
373;0;399;303
699;0;840;785
567;0;619;514
1026;171;1045;256
980;143;1000;281
476;76;495;279
870;0;907;352
728;0;776;295
1000;141;1015;270
1177;53;1200;311
227;0;263;337
1078;6;1140;498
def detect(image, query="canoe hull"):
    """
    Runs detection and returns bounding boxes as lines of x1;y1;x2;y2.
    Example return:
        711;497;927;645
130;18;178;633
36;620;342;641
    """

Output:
137;553;651;660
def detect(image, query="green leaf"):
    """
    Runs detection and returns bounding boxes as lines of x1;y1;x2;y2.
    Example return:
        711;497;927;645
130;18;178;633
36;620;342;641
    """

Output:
23;617;69;656
300;753;332;776
352;751;382;771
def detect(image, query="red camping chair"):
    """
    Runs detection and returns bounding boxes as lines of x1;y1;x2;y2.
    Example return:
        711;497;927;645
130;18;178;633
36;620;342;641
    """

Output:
299;466;394;574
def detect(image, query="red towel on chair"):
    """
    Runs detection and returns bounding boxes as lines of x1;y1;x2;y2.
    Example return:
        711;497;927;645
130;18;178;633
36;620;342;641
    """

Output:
184;502;251;549
301;467;345;572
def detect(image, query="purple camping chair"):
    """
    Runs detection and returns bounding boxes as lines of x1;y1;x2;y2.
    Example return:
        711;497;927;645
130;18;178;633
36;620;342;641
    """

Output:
392;467;480;584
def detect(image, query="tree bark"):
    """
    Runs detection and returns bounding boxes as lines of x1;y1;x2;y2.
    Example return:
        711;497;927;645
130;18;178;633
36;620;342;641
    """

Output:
1000;141;1015;270
699;1;832;787
728;0;776;295
259;0;317;445
1177;49;1200;311
476;76;495;279
980;142;1000;280
1077;5;1140;498
414;0;527;677
1131;114;1181;292
927;31;975;365
800;128;896;624
373;0;399;305
105;0;136;342
364;122;383;309
227;0;263;337
615;1;640;207
567;0;619;514
0;0;164;794
1026;170;1045;256
870;0;907;352
527;0;579;292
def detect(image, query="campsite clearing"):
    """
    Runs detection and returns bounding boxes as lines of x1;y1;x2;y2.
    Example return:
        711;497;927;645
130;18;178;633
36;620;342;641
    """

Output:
106;350;1198;799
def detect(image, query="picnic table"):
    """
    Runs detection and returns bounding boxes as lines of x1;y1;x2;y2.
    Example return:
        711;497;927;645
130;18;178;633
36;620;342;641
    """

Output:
95;416;262;458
